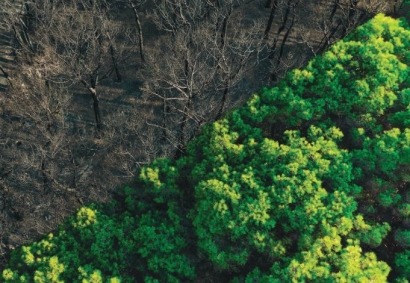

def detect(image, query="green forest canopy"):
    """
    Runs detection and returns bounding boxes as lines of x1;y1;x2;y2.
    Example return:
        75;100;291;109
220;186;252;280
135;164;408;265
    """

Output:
2;13;409;283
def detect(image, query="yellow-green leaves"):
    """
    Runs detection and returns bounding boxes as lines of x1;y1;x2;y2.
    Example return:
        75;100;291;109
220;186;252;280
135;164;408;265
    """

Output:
73;207;97;229
188;122;359;270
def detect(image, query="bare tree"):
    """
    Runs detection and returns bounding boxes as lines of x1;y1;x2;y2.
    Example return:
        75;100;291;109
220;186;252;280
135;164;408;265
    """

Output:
126;0;146;63
264;0;280;39
1;1;144;252
10;0;127;130
144;0;265;156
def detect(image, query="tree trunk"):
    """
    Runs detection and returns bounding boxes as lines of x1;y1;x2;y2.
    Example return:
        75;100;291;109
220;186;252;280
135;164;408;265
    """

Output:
340;0;359;37
176;96;192;158
216;78;230;120
162;97;168;142
317;19;342;53
264;0;279;39
0;65;12;87
328;0;340;21
394;0;406;15
41;159;50;193
220;6;232;48
82;79;103;130
184;59;189;77
268;0;292;59
90;88;102;130
109;45;122;82
128;0;145;63
276;2;297;67
70;154;77;189
265;0;273;8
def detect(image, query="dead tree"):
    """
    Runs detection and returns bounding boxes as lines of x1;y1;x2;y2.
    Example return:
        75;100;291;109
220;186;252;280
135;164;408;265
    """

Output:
264;0;280;39
268;0;293;60
3;66;73;194
146;0;265;156
127;0;146;63
26;0;121;130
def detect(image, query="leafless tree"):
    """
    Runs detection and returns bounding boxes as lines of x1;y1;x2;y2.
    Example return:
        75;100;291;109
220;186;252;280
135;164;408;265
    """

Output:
143;0;266;156
1;0;143;254
126;0;146;63
264;0;279;39
9;0;128;130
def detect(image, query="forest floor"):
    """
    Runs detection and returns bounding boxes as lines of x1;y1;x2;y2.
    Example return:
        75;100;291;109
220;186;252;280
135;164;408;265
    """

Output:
0;0;406;270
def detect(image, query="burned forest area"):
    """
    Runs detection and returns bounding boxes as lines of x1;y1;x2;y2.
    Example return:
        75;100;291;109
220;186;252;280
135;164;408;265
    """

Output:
0;0;406;272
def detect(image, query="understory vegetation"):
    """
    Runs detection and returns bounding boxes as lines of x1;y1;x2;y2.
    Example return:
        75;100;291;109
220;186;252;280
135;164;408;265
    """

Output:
2;13;409;282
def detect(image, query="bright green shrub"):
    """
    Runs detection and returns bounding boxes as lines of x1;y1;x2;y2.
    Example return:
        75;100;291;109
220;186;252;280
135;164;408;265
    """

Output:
133;212;195;281
185;123;362;270
358;222;391;248
2;208;130;282
285;238;390;282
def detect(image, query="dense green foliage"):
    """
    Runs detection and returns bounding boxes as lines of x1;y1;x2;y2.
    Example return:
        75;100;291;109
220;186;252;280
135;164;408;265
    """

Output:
2;14;409;282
